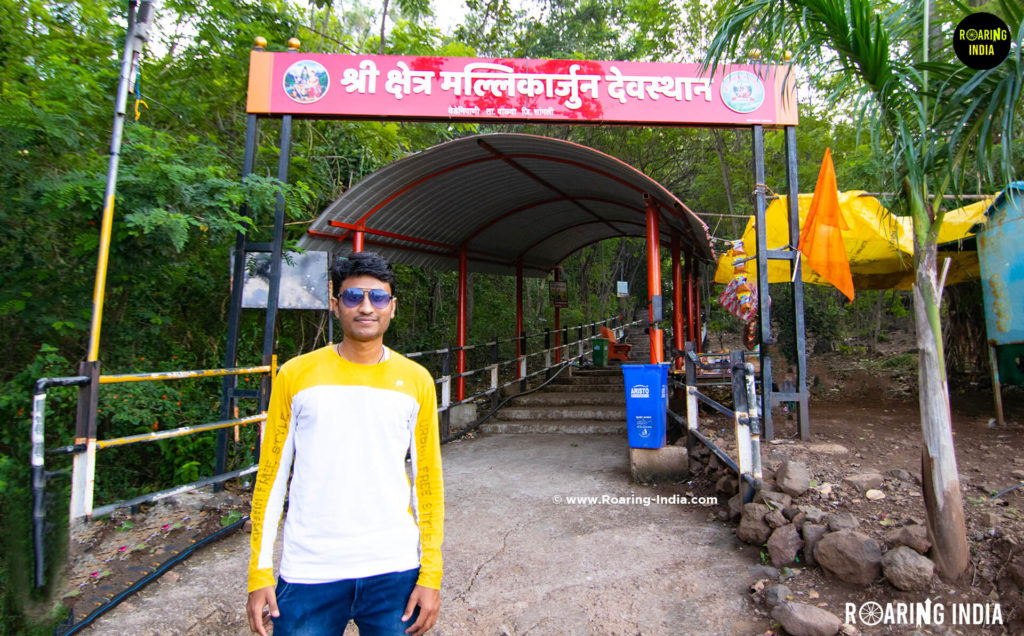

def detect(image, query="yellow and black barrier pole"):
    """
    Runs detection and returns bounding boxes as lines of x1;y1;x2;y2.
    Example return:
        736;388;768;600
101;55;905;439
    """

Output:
73;0;159;524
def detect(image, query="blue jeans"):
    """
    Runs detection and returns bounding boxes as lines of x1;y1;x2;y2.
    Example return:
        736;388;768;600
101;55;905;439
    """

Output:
272;568;420;635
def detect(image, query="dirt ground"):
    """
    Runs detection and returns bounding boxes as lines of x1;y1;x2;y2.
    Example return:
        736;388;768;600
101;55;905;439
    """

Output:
58;332;1024;635
685;329;1024;636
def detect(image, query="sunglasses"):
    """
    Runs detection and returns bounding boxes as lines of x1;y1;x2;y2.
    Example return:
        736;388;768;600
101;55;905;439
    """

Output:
338;287;394;309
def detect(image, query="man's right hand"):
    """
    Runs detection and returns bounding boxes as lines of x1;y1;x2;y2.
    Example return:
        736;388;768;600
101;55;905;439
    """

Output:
246;586;279;636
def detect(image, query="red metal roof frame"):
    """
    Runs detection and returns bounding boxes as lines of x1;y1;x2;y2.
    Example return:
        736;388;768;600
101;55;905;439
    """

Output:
299;133;713;277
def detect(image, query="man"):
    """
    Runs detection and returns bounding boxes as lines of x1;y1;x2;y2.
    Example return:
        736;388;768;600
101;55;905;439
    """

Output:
247;252;444;636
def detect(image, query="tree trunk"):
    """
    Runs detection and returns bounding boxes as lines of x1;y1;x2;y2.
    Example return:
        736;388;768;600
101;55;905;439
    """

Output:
379;0;390;54
913;224;970;582
711;129;739;236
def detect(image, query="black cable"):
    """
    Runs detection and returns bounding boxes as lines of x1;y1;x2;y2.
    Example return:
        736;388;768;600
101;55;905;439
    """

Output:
55;516;250;636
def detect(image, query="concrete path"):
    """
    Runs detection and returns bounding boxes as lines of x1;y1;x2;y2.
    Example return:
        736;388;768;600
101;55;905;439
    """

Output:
83;433;759;635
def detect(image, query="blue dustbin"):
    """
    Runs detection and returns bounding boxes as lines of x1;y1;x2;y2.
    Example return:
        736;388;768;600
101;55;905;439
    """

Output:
621;363;670;448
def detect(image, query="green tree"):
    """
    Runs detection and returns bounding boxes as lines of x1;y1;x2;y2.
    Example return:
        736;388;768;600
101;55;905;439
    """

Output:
706;0;1023;580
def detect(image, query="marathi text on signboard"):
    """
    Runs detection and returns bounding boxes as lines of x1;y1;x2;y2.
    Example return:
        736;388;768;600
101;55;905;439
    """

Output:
248;53;798;127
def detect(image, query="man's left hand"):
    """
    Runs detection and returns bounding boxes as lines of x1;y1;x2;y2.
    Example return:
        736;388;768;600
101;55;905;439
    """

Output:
402;584;440;635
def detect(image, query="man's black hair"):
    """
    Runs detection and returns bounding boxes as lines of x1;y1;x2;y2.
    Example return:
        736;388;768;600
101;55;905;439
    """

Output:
331;251;397;297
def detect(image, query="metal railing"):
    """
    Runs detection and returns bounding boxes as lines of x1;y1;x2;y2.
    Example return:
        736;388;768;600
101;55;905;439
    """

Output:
668;342;763;503
31;363;273;588
30;314;637;588
405;316;637;437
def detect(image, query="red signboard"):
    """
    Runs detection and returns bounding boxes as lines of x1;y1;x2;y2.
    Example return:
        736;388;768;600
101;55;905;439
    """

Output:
247;53;798;127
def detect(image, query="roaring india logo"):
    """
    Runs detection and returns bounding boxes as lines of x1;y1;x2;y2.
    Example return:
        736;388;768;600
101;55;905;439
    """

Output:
953;12;1012;70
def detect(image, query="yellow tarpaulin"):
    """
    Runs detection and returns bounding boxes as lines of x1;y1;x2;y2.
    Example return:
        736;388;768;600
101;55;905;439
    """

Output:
713;191;993;290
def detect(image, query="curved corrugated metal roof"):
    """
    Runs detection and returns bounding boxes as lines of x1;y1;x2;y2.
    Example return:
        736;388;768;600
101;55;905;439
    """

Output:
298;133;713;277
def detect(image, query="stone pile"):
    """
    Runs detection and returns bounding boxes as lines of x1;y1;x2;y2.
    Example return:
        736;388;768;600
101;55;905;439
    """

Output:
702;456;939;635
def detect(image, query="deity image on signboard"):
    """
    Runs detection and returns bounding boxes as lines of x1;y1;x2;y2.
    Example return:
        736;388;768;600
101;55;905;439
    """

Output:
720;71;765;114
283;60;330;104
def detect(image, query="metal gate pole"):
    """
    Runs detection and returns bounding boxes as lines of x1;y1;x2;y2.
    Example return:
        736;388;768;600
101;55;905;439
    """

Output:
751;125;773;440
217;100;260;479
784;126;810;439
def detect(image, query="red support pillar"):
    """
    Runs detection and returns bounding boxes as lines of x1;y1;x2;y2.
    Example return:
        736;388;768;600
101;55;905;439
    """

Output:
694;272;703;353
644;196;663;364
353;229;364;253
553;268;562;364
457;248;467;401
515;260;524;378
685;249;696;344
671;233;684;358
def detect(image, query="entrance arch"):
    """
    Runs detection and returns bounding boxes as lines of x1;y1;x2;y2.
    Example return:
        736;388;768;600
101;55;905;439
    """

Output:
299;132;714;399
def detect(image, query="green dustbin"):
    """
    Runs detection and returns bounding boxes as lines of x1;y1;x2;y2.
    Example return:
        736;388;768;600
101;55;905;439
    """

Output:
592;338;609;367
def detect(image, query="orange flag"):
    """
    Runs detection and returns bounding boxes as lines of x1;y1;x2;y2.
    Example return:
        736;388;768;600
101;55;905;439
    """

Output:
798;148;855;301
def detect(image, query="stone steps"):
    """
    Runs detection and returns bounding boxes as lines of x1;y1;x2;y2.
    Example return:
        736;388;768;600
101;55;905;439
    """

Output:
508;391;625;406
494;405;627;421
481;419;627;434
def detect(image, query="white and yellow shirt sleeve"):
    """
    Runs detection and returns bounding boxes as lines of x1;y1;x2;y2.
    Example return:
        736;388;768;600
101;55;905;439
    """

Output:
248;345;444;593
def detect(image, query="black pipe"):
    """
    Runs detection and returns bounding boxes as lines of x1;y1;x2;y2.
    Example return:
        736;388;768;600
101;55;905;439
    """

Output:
55;515;250;636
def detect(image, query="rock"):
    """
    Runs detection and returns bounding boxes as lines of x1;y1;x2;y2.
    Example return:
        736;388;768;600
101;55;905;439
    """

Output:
885;468;916;483
771;601;843;636
981;512;1002;528
748;564;780;581
839;624;859;635
737;503;772;545
1007;560;1024;589
727;493;743;522
802;524;828;567
817;483;833;498
764;584;791;608
883;524;931;554
776;460;811;497
791;511;807;530
882;545;935;591
865;489;885;501
767;524;804;567
827;512;861;532
799;506;828;524
765;509;789;529
716;474;738;498
993;537;1023;562
755;489;793;510
707;454;721;471
815;530;883;585
783;506;800;521
843;472;884;493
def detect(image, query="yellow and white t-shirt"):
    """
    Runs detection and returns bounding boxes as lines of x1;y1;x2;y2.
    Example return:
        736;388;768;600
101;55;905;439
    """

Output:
248;345;443;593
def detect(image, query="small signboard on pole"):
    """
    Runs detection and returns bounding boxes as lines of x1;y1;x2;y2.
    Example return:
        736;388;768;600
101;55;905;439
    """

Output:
617;281;629;297
549;281;569;308
238;250;329;310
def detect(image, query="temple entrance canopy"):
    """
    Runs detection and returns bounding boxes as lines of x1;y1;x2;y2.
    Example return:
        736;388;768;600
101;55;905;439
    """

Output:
298;133;714;276
228;43;809;445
